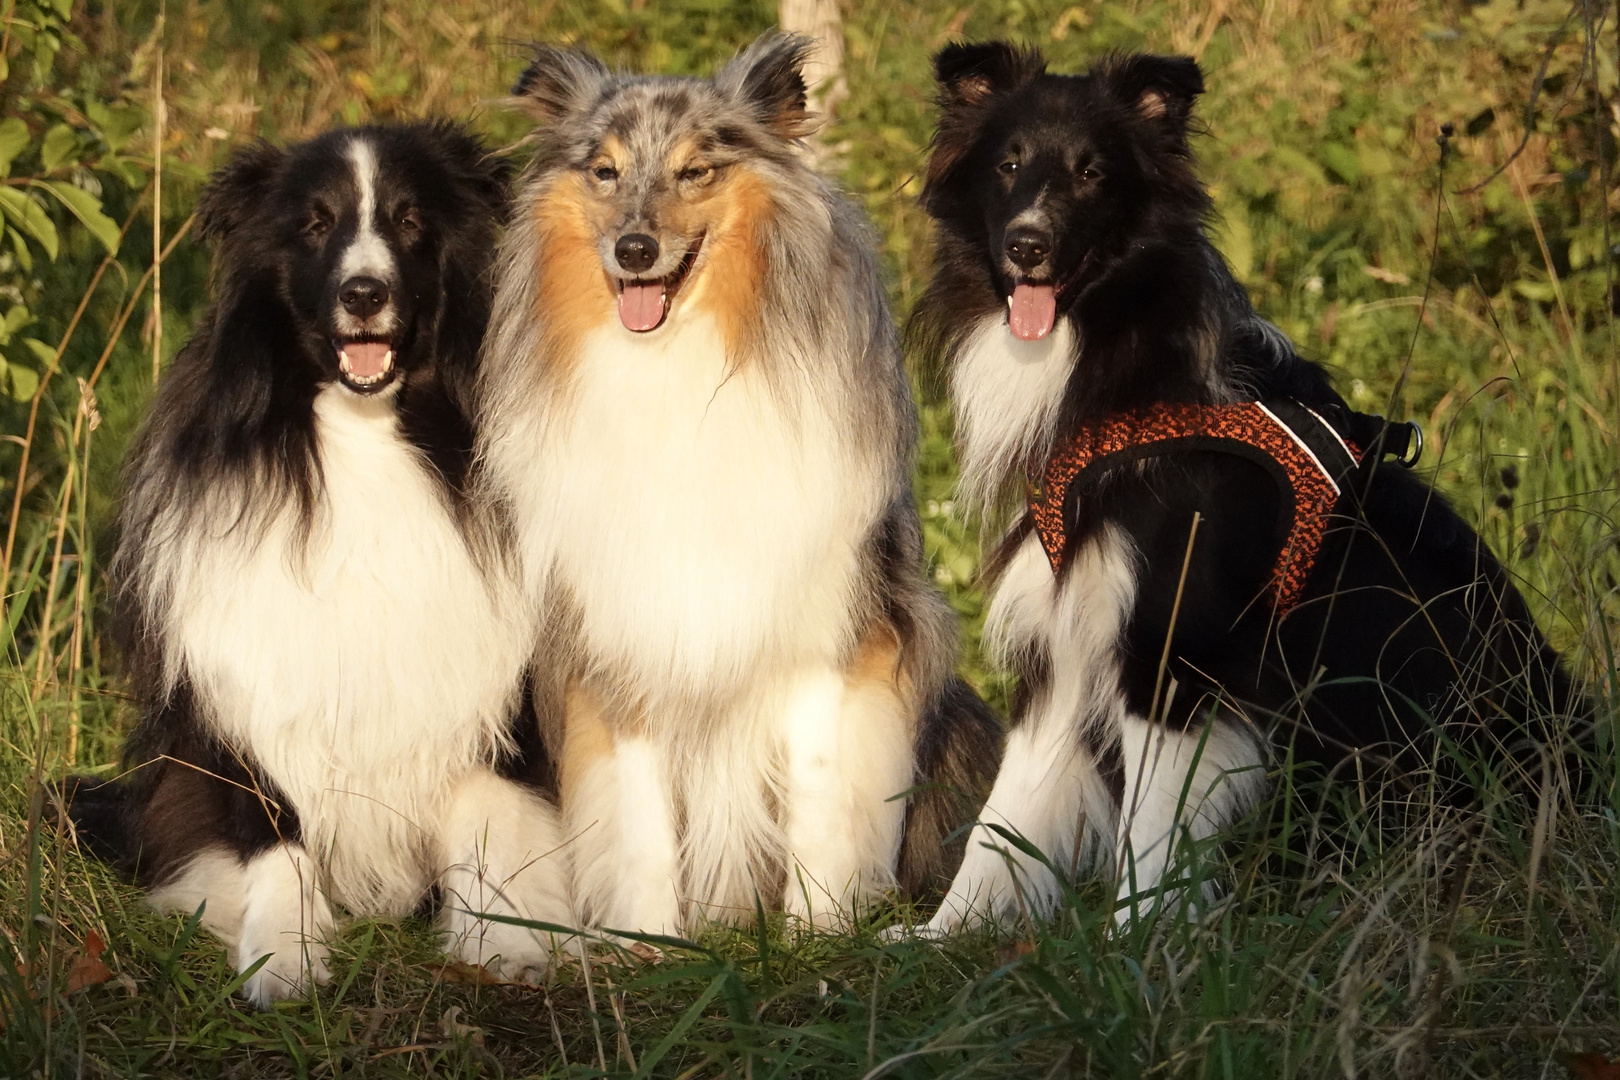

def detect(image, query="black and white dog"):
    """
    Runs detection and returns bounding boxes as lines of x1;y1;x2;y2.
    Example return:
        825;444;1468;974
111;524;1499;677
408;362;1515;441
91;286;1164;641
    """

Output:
63;124;570;1004
903;44;1584;933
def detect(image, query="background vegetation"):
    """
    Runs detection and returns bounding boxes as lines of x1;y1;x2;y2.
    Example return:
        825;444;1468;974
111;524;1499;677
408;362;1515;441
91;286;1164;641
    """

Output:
1;0;1617;1075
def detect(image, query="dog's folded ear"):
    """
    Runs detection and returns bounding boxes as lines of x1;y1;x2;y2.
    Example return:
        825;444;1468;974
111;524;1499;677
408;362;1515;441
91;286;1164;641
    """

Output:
718;32;816;140
933;41;1046;108
196;142;284;243
512;45;611;125
1098;54;1204;129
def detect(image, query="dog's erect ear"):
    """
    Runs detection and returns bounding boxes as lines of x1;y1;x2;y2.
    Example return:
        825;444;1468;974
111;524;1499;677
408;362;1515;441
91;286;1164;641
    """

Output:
512;45;611;125
423;121;511;217
196;142;284;243
1099;54;1204;128
717;32;815;140
933;41;1046;108
924;42;1045;196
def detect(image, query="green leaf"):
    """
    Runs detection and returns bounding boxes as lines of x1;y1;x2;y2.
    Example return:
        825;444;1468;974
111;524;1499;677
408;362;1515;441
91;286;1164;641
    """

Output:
52;0;74;19
1512;280;1557;302
0;187;58;260
1321;142;1362;184
21;337;56;368
86;102;145;153
102;156;146;189
35;180;119;254
0;304;30;344
7;225;33;272
0;117;29;178
10;349;44;399
39;123;77;174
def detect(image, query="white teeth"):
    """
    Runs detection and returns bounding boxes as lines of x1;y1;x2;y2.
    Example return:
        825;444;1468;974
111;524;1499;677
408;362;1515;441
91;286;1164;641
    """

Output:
336;347;395;387
1007;295;1013;308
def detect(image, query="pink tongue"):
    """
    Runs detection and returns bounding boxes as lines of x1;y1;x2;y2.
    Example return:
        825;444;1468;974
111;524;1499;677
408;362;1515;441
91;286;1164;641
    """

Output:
343;341;391;377
1008;284;1056;341
618;283;668;332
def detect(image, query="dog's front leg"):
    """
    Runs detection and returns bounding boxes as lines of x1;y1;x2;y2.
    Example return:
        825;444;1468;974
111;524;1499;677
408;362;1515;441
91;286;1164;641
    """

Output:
782;633;915;929
1113;712;1265;926
914;706;1112;936
437;770;572;981
562;686;683;938
234;842;334;1007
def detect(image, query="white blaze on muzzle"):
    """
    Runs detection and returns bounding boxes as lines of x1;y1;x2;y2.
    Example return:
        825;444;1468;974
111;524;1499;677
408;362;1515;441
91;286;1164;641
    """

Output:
339;139;397;303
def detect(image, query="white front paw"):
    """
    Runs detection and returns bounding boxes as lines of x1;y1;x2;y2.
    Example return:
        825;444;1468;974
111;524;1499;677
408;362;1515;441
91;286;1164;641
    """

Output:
237;936;331;1007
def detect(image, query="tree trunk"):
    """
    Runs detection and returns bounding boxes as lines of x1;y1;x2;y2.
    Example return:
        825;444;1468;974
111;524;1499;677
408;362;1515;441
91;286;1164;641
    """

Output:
779;0;847;135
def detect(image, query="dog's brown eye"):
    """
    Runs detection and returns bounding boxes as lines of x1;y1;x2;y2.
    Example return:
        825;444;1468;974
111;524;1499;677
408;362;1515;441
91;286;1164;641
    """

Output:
304;210;333;239
678;164;714;184
998;160;1019;176
1079;166;1102;182
396;207;422;235
593;165;619;183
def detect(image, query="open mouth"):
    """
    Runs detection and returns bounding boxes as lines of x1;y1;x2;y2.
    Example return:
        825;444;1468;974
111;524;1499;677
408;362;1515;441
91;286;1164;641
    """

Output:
616;236;704;333
334;338;396;392
1006;282;1057;342
1004;253;1100;342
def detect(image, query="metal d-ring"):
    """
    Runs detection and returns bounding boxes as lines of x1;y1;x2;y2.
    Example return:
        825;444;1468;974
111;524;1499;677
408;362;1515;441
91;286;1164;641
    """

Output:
1397;420;1423;468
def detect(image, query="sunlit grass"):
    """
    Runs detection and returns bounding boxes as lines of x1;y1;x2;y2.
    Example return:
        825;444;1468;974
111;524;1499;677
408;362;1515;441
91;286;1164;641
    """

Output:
2;0;1617;1075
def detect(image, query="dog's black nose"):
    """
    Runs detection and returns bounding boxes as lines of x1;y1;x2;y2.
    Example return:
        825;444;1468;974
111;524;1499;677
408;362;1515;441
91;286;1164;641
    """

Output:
339;277;390;319
1004;228;1052;271
615;233;660;274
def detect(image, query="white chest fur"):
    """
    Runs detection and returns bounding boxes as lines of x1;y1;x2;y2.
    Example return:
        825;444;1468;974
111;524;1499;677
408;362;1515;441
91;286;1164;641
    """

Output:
156;388;531;914
518;317;883;703
951;317;1077;515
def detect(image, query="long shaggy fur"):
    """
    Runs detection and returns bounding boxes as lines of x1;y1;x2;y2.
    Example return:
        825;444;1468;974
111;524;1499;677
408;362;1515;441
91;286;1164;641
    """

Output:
908;45;1586;933
480;33;998;932
63;123;571;1005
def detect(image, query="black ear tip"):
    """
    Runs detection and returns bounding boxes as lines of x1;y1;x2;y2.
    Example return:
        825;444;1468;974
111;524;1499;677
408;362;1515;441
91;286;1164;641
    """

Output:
932;40;1005;79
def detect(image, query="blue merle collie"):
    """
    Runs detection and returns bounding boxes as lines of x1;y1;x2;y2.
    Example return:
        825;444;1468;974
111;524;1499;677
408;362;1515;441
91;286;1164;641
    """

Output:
62;124;570;1004
904;44;1584;933
478;34;999;937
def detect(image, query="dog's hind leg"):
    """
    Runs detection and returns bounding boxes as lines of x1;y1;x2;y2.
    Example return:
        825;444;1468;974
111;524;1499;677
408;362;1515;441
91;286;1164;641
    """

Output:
781;626;915;929
913;702;1114;936
1113;707;1266;926
437;770;573;981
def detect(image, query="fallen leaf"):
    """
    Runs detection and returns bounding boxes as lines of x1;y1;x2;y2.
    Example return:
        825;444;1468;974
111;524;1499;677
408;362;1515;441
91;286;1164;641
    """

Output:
65;930;112;993
432;959;508;986
1563;1052;1620;1080
995;940;1036;966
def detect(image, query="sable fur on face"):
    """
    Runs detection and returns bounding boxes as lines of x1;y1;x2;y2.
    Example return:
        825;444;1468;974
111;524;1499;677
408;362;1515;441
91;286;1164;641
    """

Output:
489;34;856;370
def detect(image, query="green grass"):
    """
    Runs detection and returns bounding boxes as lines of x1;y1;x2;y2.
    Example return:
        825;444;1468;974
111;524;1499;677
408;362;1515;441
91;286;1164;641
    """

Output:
3;0;1619;1075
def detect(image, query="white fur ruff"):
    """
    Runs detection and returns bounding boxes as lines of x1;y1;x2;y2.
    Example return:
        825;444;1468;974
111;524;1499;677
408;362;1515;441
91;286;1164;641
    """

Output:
138;386;539;917
489;314;911;928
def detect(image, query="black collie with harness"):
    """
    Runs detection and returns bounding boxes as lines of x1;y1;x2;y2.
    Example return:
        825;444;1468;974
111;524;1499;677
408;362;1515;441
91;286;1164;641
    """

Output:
904;43;1585;934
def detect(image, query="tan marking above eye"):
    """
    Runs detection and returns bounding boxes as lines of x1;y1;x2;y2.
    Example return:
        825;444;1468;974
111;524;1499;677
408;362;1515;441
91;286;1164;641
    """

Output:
588;134;626;185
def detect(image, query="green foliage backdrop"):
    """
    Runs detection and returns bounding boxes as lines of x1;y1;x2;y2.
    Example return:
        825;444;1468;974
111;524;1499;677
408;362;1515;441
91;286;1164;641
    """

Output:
1;1;1617;1076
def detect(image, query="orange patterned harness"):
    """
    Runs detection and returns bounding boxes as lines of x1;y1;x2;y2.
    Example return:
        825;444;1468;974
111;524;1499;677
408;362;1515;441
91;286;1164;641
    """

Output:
1029;400;1418;614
